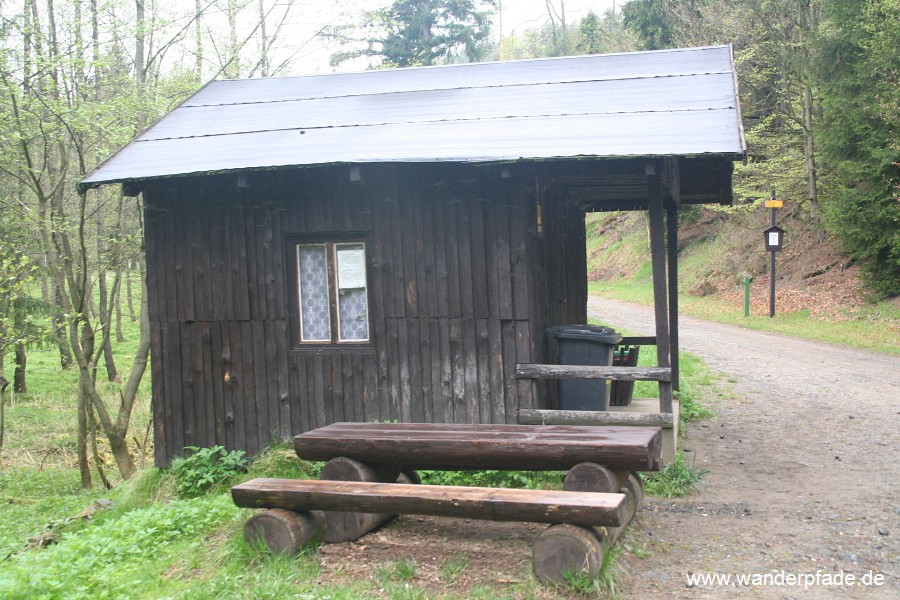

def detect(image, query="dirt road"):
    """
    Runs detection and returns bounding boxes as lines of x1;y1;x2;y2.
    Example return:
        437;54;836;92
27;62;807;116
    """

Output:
588;297;899;599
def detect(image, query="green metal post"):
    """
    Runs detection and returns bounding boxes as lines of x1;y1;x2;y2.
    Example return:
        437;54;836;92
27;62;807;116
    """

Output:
743;276;751;317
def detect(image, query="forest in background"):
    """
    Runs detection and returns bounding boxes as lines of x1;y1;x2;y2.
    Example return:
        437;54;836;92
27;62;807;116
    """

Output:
0;0;897;484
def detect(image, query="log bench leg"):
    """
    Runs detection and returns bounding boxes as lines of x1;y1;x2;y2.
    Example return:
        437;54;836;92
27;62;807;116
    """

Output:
244;509;324;554
321;457;401;543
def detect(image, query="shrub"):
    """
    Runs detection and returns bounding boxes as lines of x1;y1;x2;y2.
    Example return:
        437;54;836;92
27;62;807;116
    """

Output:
170;445;248;498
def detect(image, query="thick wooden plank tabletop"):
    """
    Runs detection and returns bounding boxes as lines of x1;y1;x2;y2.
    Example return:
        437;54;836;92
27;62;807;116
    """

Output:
232;478;627;527
294;422;662;471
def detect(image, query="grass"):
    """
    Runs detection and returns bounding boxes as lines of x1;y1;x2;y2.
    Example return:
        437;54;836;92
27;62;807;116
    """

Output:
642;451;708;498
589;279;900;355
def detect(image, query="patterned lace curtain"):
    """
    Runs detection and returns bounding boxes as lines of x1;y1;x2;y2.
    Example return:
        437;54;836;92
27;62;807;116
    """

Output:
298;245;331;341
336;243;369;341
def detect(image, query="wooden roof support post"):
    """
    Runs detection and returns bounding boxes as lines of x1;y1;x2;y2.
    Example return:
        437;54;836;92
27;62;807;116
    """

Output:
667;204;680;392
647;169;674;414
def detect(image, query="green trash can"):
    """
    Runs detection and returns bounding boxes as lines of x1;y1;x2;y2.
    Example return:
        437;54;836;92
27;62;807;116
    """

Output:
610;344;640;406
547;325;622;411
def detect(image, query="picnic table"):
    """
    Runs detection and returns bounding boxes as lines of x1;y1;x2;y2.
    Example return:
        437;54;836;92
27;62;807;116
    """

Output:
233;421;662;584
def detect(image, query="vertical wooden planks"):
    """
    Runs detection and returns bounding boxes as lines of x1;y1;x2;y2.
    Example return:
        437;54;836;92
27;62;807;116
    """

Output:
385;318;402;421
443;191;462;318
509;190;531;321
448;319;465;423
221;321;237;451
143;196;162;324
238;321;258;456
191;200;211;321
200;322;215;447
174;191;195;323
330;354;344;423
475;319;492;424
165;323;184;457
275;319;291;438
210;322;227;447
407;318;424;422
495;199;514;321
432;189;450;319
469;195;489;320
399;186;419;318
161;205;179;322
501;320;519;422
488;318;505;424
457;197;475;318
207;203;226;322
515;321;534;410
230;199;251;321
263;320;279;441
149;322;166;467
462;319;479;424
396;318;411;421
180;323;197;449
418;316;434;423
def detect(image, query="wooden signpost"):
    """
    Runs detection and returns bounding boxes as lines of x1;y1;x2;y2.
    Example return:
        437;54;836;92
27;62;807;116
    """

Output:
764;194;786;317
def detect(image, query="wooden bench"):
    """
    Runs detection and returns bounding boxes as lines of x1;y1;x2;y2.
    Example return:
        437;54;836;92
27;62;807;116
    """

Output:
232;478;627;527
235;422;662;584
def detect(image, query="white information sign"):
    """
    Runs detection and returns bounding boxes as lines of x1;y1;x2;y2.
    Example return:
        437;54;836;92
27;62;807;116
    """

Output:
337;248;366;289
768;232;780;247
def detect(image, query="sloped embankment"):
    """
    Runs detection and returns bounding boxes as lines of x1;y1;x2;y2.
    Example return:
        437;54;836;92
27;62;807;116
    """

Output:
586;205;872;318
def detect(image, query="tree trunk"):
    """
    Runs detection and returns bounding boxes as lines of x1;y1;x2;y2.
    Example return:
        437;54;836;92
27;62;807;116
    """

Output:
54;287;73;369
77;386;92;488
89;409;113;489
258;0;268;77
0;375;8;460
135;0;146;129
13;343;27;394
227;0;240;78
97;202;119;382
802;83;819;220
195;0;203;82
125;263;136;321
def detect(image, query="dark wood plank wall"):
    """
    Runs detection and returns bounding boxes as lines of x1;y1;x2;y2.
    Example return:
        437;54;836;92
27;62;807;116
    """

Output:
145;164;587;466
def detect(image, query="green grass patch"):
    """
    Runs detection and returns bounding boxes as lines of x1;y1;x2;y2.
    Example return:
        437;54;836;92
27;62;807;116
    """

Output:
0;494;243;599
419;469;564;489
641;451;708;498
0;468;95;560
559;544;622;597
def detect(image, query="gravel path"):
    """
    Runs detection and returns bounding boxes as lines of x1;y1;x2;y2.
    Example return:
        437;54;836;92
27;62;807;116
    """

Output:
588;297;900;599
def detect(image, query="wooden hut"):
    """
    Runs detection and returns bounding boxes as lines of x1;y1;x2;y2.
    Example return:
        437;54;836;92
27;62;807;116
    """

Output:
79;45;745;466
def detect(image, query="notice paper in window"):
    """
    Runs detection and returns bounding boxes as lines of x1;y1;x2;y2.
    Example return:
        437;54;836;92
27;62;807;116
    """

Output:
337;247;366;289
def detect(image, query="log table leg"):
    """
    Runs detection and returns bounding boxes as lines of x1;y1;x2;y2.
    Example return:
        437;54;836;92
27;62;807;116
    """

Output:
625;472;645;511
244;508;324;554
533;524;605;583
320;457;400;543
563;462;627;494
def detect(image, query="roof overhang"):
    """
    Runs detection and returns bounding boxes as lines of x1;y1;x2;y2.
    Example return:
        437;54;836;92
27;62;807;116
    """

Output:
79;45;746;194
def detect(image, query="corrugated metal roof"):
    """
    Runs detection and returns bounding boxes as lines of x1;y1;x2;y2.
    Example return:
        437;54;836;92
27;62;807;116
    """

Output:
79;45;746;191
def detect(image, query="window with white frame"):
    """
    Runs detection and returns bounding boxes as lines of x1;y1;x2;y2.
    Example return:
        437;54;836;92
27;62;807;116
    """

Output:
296;241;369;343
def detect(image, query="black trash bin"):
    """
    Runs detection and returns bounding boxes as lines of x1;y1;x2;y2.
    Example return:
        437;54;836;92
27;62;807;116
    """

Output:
547;325;622;411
